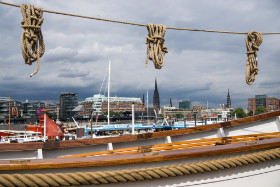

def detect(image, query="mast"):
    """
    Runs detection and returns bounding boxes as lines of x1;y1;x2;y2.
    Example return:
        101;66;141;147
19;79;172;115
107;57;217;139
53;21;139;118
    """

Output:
147;91;148;121
108;60;111;126
9;94;10;130
44;113;46;142
132;103;135;135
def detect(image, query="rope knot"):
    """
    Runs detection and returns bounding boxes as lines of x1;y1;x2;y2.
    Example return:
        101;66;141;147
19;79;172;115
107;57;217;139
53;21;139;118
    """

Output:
145;24;168;69
245;31;263;85
20;4;45;77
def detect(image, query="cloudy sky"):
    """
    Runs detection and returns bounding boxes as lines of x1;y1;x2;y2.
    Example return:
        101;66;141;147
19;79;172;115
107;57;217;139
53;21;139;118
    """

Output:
0;0;280;109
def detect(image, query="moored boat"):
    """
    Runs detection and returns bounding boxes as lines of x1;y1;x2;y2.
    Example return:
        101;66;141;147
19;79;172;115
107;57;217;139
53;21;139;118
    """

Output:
0;125;280;186
0;130;44;143
0;111;279;160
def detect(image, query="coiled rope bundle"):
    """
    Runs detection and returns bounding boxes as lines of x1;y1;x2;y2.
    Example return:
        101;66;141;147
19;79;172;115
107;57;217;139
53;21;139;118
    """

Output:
20;4;45;77
245;31;263;85
145;24;168;69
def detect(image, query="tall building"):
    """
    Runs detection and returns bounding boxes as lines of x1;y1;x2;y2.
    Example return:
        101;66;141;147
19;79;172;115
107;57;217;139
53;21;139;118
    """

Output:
248;95;279;114
170;97;173;107
226;89;231;108
179;100;192;109
59;93;78;121
153;78;160;109
0;97;22;119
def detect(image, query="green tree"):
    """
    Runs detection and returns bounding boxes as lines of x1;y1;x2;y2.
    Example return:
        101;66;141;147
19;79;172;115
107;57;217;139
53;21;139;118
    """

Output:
158;114;164;118
103;111;115;117
48;113;57;120
103;111;124;117
172;113;184;119
232;107;248;118
255;106;267;115
248;111;253;116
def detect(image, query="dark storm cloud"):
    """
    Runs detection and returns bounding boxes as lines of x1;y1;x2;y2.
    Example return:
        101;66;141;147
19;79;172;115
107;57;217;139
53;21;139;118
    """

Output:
58;69;90;78
0;0;280;109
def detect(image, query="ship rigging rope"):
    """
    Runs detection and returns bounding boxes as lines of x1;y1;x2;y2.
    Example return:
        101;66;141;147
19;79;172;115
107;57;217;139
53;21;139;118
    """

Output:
0;147;280;186
145;24;168;69
20;4;45;77
1;1;280;35
245;31;263;85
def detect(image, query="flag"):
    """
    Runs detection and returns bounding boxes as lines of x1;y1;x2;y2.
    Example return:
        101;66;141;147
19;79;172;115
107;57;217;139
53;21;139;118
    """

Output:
96;113;98;122
36;108;41;116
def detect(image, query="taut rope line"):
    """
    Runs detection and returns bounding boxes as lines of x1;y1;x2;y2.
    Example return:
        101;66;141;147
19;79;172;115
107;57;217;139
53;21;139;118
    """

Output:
1;1;280;35
0;147;280;186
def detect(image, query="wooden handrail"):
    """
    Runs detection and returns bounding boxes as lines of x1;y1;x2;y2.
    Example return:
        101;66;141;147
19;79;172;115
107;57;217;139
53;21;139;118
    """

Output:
59;132;280;158
1;111;280;151
2;137;280;171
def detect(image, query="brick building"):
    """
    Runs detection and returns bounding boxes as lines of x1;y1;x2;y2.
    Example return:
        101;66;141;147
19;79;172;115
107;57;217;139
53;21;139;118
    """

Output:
101;101;145;114
248;95;279;114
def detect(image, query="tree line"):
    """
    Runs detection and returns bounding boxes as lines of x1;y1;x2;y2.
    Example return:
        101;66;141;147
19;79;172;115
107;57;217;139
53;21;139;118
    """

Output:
232;106;267;118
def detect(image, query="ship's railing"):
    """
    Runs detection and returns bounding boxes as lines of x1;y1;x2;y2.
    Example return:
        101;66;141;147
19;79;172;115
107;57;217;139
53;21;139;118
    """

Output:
59;131;280;158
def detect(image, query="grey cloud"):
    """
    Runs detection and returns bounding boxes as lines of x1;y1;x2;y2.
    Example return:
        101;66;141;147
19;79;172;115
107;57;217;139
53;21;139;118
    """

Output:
0;0;279;109
58;70;90;78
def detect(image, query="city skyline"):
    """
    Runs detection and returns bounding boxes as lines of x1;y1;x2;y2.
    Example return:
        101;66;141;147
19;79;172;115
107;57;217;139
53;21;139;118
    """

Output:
1;0;280;109
1;89;250;110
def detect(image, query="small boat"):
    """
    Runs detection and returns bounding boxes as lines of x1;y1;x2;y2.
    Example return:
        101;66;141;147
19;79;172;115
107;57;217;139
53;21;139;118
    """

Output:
0;111;278;157
0;130;44;143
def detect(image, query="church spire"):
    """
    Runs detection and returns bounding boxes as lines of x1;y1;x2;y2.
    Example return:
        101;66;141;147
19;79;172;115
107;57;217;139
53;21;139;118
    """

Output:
226;89;231;108
153;77;160;109
155;77;158;90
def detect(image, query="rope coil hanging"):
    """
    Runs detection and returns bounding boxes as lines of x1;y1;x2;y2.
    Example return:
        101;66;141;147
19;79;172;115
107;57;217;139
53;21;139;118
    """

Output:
145;24;168;69
20;4;45;77
245;31;263;85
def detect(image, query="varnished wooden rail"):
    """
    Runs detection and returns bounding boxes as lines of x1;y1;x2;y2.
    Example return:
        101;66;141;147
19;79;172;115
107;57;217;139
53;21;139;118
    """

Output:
1;111;280;151
59;132;280;158
2;137;280;171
